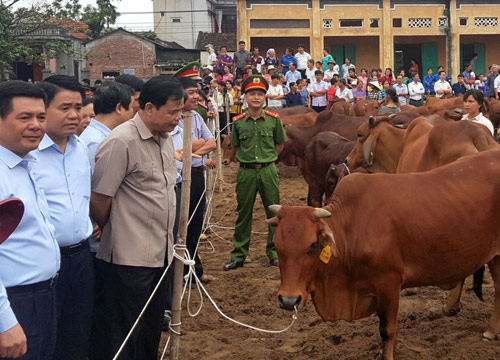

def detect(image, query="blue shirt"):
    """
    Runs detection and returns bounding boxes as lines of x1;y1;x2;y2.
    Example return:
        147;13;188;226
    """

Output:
280;54;298;74
0;146;60;332
79;119;111;170
432;73;449;83
169;126;183;184
299;88;308;106
452;82;468;95
463;70;472;82
80;119;112;252
285;92;302;107
285;70;302;87
179;111;214;168
31;135;93;247
423;75;434;93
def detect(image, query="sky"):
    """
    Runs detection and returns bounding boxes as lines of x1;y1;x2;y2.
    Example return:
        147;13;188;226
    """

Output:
16;0;155;31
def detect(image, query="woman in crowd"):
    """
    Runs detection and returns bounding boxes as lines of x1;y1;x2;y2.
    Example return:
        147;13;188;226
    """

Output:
380;67;394;85
381;79;390;100
347;68;358;88
226;80;241;120
321;48;334;71
378;87;401;115
409;58;419;75
351;80;366;104
222;65;234;82
358;68;369;92
366;75;383;101
461;89;494;136
265;48;280;68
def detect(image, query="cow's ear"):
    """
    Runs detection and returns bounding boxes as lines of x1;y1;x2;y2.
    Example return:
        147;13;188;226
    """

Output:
318;227;335;249
266;217;279;227
362;135;377;166
368;116;378;128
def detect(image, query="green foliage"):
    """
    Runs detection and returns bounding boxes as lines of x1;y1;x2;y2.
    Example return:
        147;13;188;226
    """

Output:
51;0;82;20
81;0;119;38
140;30;157;40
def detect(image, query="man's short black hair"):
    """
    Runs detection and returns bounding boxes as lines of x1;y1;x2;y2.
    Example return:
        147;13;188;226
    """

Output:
314;70;323;76
458;74;464;78
82;97;94;107
81;78;91;86
0;81;47;119
178;77;198;90
330;78;337;85
271;74;281;80
238;40;245;45
95;79;102;86
439;70;446;76
93;81;133;115
41;75;85;105
297;44;305;49
115;74;145;93
139;76;184;110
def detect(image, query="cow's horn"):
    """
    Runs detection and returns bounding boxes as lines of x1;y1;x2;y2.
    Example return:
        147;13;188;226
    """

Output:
268;205;282;215
314;208;332;218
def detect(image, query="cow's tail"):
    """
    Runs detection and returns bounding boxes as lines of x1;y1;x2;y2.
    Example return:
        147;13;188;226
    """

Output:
473;266;485;301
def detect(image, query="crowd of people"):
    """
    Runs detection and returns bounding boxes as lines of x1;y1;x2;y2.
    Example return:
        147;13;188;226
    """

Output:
202;43;500;117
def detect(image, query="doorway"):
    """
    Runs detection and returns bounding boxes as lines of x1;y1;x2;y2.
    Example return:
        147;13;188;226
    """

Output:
394;44;422;78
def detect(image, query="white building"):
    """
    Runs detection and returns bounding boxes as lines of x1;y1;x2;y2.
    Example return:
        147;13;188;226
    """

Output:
153;0;236;49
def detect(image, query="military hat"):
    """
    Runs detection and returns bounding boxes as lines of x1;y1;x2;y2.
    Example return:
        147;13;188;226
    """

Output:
241;74;268;93
173;61;202;80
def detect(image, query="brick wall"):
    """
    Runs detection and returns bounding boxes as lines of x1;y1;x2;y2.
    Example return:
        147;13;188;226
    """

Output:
85;31;156;81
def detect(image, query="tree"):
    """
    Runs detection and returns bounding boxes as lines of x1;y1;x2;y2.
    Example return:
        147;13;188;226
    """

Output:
81;0;119;38
0;0;74;80
51;0;82;20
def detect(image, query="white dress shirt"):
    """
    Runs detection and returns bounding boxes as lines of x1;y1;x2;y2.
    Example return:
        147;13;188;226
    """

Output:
408;81;425;100
461;112;494;136
434;80;452;98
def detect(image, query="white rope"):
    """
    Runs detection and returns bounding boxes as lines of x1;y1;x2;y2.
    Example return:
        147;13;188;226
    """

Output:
342;163;351;175
172;245;299;334
159;335;171;360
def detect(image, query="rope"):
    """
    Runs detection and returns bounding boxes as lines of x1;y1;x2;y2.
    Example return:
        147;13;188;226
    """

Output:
342;163;351;175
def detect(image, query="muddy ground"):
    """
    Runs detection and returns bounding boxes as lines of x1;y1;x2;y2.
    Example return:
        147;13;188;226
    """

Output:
160;163;499;360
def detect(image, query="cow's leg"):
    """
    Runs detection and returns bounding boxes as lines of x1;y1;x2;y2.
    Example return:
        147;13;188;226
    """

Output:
484;256;500;340
376;284;400;360
443;279;465;316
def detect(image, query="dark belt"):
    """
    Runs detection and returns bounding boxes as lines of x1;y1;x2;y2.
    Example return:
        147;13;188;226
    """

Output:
191;166;205;173
7;274;59;294
240;162;274;170
60;239;89;257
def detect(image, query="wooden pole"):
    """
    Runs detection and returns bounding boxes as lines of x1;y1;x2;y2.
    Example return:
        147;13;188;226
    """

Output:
169;111;193;359
225;92;231;136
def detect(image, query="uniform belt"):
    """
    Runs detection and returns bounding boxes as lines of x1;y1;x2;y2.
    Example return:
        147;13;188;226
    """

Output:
240;162;273;170
60;239;89;257
191;166;205;173
7;274;59;294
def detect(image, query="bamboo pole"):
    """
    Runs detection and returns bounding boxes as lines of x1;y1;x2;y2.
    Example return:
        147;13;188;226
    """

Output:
169;111;193;359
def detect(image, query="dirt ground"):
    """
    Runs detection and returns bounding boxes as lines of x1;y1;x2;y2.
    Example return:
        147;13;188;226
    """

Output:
160;163;500;360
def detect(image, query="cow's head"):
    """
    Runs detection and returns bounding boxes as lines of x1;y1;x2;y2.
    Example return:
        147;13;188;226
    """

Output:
345;116;401;173
324;164;350;205
267;205;336;311
221;134;236;165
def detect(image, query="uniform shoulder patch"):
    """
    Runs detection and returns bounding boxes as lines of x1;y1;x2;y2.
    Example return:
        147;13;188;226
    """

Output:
233;113;247;122
264;110;279;118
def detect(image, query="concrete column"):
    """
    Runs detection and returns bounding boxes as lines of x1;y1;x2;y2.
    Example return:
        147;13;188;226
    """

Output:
311;0;322;60
448;0;460;79
237;1;249;45
380;0;394;70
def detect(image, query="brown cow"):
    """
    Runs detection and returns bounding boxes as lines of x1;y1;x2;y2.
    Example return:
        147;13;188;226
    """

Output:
276;106;314;116
353;99;380;116
346;116;500;313
303;132;354;207
268;150;500;359
281;111;318;127
323;164;367;204
279;112;368;168
425;94;463;114
221;134;236;165
327;98;355;116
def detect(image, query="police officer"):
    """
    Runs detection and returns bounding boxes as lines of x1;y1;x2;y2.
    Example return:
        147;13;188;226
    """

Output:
224;75;288;270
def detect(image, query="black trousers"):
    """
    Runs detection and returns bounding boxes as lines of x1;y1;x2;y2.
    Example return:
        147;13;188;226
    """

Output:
91;263;169;360
185;171;206;279
219;111;229;135
409;98;424;107
298;69;306;79
5;281;57;360
89;254;106;360
53;241;94;360
311;105;326;113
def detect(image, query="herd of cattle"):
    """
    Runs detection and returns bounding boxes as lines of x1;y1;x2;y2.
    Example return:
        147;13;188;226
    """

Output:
221;97;500;359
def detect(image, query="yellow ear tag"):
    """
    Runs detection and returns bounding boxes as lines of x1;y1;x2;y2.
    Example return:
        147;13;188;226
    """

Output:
319;245;332;264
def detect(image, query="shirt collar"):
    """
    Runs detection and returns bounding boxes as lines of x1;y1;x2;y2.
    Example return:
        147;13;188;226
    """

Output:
464;112;483;120
133;113;154;140
38;133;77;151
89;118;111;134
0;144;37;169
169;125;182;136
247;110;265;121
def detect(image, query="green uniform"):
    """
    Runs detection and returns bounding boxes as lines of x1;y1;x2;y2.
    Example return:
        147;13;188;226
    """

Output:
230;109;288;262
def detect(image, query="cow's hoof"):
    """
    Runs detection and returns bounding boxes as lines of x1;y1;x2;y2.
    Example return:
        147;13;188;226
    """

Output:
482;331;498;341
442;304;461;317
